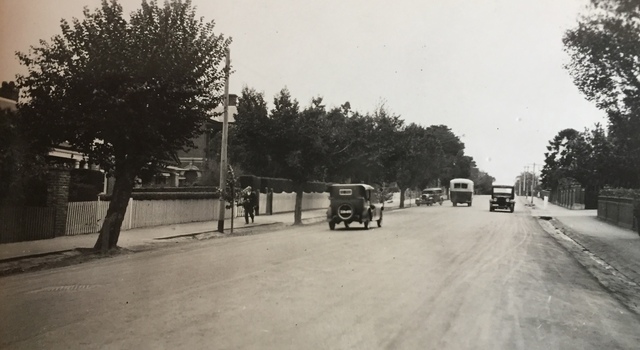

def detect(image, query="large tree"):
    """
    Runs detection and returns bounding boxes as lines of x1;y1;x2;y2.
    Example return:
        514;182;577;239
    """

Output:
391;123;444;206
541;125;614;207
426;125;467;187
564;0;640;187
269;90;330;224
17;0;231;251
323;105;379;184
230;86;271;176
541;128;581;191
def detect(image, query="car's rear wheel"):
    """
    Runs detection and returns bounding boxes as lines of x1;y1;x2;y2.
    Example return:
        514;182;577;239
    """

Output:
490;207;494;212
510;205;515;213
364;210;372;230
377;218;382;227
453;202;457;207
329;222;335;230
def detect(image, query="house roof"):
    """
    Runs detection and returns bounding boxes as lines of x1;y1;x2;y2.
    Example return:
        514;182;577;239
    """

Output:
0;97;17;111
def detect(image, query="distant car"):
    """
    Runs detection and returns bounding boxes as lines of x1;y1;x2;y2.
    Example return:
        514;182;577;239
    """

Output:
326;184;383;230
450;178;474;206
416;188;444;206
489;185;515;213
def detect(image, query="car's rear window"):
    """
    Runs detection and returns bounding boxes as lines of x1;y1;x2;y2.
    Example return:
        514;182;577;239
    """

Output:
339;189;352;196
454;183;468;189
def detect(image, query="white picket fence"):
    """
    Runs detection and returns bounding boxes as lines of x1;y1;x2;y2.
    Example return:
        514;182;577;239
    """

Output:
65;192;330;236
271;192;329;213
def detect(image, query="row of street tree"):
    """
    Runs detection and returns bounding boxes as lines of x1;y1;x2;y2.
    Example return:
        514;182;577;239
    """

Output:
1;0;491;251
542;0;640;197
224;87;482;198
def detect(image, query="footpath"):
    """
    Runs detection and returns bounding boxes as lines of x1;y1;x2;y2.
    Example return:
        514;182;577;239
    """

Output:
522;196;640;304
0;195;412;275
0;208;328;264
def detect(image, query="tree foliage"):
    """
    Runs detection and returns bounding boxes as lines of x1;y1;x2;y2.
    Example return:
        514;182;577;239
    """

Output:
229;87;488;211
0;107;48;206
230;86;270;175
541;124;615;201
17;0;230;251
563;0;640;188
470;168;496;195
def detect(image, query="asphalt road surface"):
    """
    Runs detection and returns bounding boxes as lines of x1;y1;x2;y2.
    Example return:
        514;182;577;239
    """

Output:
1;195;639;349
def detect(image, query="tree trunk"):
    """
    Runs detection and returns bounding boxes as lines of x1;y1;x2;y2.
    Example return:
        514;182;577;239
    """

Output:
94;166;135;253
399;187;406;209
293;182;303;225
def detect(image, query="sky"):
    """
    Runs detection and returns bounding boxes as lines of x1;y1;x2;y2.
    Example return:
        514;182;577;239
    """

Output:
0;0;607;184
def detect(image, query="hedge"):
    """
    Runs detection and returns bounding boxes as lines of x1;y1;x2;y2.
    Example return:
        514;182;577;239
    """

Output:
132;186;217;193
100;191;220;201
260;177;294;193
599;188;640;199
238;175;262;191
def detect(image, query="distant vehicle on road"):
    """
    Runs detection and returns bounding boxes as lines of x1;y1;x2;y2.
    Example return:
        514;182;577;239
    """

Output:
489;184;515;213
449;178;474;207
416;187;445;206
326;184;383;230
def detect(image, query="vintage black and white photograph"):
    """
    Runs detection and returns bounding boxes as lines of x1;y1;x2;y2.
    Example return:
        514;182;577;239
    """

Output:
1;0;640;348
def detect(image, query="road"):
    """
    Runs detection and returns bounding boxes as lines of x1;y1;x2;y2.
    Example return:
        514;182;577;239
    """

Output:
1;195;639;349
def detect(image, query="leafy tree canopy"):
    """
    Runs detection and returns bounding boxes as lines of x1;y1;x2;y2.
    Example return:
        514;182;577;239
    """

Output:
16;0;231;251
564;0;640;187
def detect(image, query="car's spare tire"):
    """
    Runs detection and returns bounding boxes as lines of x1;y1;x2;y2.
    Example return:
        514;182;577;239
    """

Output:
337;203;354;221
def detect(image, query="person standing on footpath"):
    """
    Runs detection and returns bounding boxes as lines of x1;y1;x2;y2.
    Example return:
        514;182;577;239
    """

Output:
242;186;257;224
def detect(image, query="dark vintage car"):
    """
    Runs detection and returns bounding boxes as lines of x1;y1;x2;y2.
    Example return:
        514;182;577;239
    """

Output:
489;185;515;213
326;184;383;230
416;188;445;206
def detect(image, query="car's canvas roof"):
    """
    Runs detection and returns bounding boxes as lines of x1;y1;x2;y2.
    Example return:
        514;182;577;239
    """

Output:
450;178;474;185
492;184;514;188
423;188;442;191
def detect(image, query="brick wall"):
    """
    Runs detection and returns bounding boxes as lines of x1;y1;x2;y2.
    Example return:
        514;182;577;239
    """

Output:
47;167;71;237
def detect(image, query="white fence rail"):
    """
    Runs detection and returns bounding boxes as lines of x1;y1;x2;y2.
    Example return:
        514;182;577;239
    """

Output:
65;192;329;236
271;192;329;213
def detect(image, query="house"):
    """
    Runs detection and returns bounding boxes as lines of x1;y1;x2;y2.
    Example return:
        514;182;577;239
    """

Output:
175;94;238;185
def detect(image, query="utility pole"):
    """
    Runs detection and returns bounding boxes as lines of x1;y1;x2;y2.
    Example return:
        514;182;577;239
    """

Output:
217;48;231;233
530;163;535;205
523;166;528;199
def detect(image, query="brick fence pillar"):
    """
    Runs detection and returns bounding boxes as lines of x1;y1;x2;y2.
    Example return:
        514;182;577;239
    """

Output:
47;167;71;237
